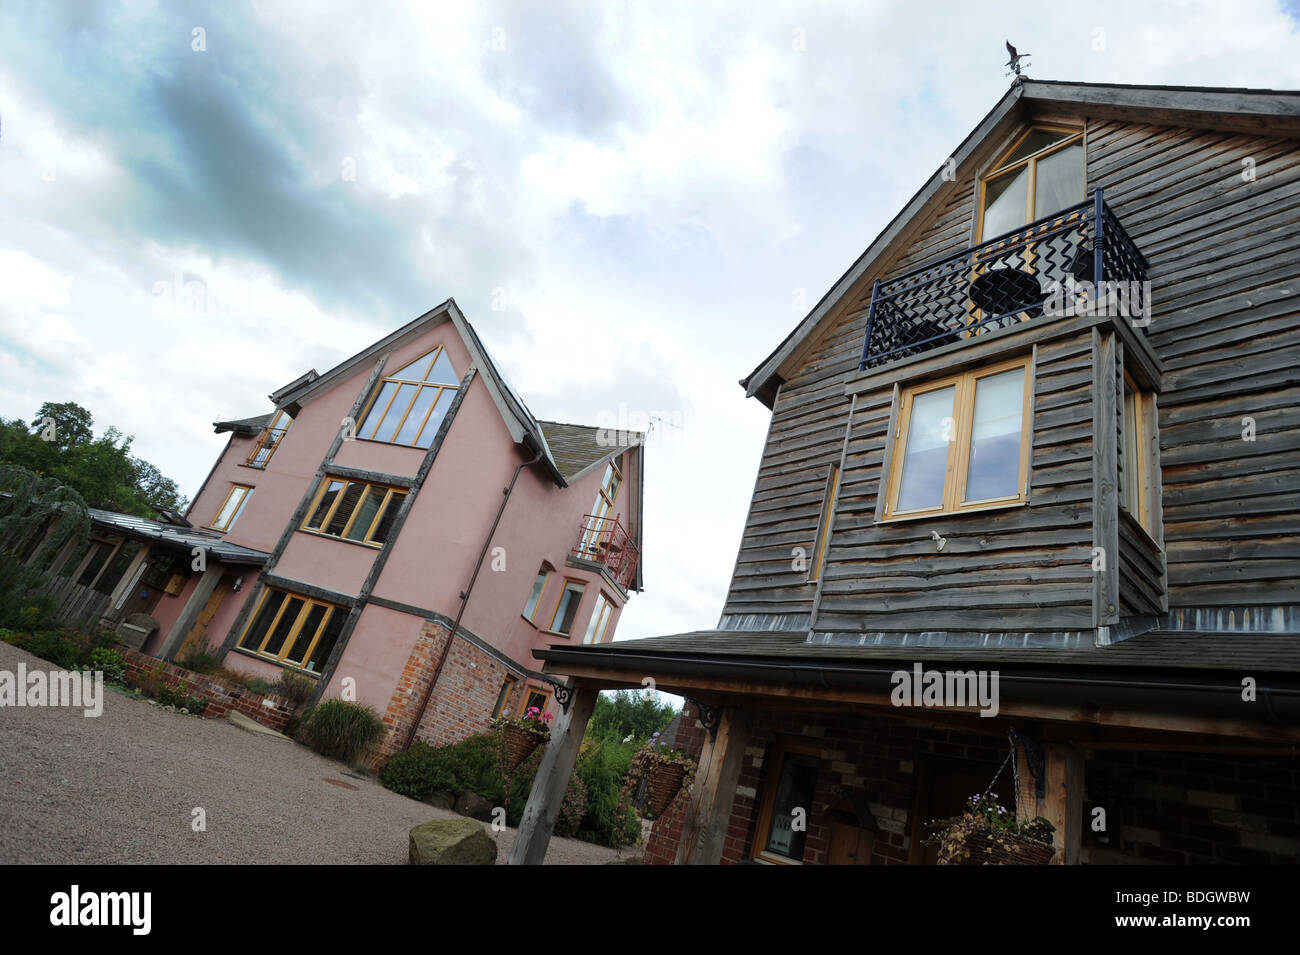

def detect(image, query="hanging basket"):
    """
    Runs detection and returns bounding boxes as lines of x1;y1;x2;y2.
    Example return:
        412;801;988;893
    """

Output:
644;758;688;819
936;826;1054;865
500;724;547;771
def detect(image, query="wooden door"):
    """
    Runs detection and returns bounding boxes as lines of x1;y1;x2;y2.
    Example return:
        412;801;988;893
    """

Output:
828;814;875;865
178;574;233;658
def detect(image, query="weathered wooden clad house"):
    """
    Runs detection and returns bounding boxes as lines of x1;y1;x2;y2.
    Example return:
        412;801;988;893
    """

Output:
509;80;1300;866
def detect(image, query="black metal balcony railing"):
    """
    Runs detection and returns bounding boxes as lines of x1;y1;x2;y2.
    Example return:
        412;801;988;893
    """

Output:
571;514;640;591
858;188;1149;370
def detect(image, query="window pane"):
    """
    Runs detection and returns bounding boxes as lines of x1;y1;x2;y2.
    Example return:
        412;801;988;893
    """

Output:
307;480;344;530
307;608;346;672
1001;129;1073;168
286;604;329;665
583;595;610;644
896;386;955;512
343;487;383;541
415;390;450;448
982;166;1028;238
764;753;819;860
373;383;417;443
1124;388;1141;517
394;386;437;445
553;584;584;634
242;591;286;651
427;348;458;385
325;483;365;536
369;491;405;544
77;543;112;587
389;352;435;382
1034;142;1082;218
964;368;1025;503
360;381;398;438
263;597;305;657
213;487;247;529
523;572;548;620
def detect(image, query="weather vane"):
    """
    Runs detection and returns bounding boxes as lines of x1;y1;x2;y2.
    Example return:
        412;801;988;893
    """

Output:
1005;40;1030;79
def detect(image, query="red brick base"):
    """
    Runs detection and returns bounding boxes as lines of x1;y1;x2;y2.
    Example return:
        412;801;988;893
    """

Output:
120;648;293;733
372;621;525;766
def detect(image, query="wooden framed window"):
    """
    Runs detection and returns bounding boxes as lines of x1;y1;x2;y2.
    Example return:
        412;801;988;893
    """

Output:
1122;374;1155;534
301;478;407;547
752;738;823;865
236;587;345;672
546;579;586;636
578;456;624;555
977;125;1084;241
356;345;460;448
246;410;292;468
520;688;552;716
492;677;518;718
808;463;840;583
582;593;614;645
522;568;551;623
210;484;253;531
883;357;1032;520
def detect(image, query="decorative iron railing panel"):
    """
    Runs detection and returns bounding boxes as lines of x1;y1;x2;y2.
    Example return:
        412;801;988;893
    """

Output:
858;189;1149;370
570;514;640;591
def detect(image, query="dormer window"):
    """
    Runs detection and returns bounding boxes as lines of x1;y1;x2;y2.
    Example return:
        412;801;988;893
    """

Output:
978;127;1083;240
357;345;460;448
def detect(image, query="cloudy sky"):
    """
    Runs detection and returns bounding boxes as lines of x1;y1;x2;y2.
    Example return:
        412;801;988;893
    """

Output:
3;0;1300;641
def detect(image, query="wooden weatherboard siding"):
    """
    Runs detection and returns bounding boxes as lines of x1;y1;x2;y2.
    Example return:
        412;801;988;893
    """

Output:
1087;119;1300;609
724;108;1299;630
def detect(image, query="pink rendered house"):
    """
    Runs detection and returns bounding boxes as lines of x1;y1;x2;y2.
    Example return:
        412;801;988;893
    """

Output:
127;299;644;759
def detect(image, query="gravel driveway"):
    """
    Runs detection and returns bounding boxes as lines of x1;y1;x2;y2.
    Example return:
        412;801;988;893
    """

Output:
0;641;639;865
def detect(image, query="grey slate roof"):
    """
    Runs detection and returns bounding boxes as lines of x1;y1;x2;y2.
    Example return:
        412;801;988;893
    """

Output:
89;508;271;566
537;420;637;482
540;628;1300;674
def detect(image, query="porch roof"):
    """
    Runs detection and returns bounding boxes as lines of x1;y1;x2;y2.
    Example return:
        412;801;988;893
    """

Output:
536;627;1300;675
89;508;271;566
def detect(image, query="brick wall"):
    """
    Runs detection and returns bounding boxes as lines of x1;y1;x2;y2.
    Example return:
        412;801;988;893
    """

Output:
1087;750;1300;864
372;620;525;766
120;648;293;733
642;703;709;865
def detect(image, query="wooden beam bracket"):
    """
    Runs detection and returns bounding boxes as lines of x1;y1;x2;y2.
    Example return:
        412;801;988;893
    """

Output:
544;679;573;715
687;699;722;740
1010;727;1045;799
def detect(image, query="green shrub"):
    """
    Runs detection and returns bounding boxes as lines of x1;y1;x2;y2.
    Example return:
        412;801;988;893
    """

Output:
22;629;88;670
379;741;457;801
242;676;273;696
575;735;641;847
86;647;126;684
304;699;386;764
176;642;223;675
274;670;315;708
556;773;588;838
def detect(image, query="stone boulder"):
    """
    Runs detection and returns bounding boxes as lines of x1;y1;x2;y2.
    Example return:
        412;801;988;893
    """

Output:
409;819;497;866
426;791;455;810
454;790;496;821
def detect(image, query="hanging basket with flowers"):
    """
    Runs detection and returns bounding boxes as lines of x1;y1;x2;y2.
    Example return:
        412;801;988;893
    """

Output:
617;732;698;821
923;732;1056;865
492;706;553;771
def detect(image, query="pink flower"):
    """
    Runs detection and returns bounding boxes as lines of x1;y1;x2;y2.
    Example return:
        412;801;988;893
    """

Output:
542;712;554;723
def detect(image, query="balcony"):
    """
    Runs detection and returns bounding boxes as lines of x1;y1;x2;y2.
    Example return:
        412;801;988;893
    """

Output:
858;189;1149;370
570;514;640;592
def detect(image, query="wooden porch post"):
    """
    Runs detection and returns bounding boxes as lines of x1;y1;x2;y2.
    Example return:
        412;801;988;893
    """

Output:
158;565;223;661
1015;736;1082;865
508;683;598;865
105;543;152;618
676;707;751;865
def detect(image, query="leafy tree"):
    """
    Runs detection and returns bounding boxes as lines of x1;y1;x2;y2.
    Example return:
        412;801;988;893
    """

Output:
0;402;186;517
588;689;678;743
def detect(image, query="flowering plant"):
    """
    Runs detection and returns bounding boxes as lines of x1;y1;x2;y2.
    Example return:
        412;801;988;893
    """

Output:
614;731;698;823
923;792;1055;864
492;705;554;736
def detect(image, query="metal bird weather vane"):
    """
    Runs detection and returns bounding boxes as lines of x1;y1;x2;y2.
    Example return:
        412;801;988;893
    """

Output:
1005;40;1030;79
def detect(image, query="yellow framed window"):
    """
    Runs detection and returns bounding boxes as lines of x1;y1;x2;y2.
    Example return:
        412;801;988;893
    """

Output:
752;738;822;865
578;456;624;557
977;125;1084;241
246;410;292;468
582;593;614;644
301;478;407;546
210;485;253;531
521;568;551;622
520;687;552;716
1122;374;1154;534
546;579;586;635
356;345;460;448
237;587;346;672
884;357;1032;519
